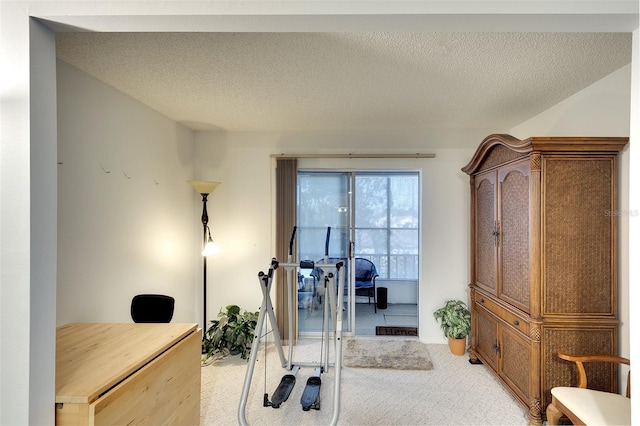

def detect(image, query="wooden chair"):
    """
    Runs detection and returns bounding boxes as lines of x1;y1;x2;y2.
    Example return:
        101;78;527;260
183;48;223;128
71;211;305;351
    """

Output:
546;352;630;426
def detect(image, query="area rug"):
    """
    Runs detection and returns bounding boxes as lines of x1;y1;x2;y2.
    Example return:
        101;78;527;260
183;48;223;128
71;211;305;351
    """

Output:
343;338;433;370
376;326;418;336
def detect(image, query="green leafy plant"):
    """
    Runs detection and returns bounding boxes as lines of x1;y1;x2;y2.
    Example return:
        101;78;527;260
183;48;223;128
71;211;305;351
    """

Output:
203;304;259;360
433;299;471;339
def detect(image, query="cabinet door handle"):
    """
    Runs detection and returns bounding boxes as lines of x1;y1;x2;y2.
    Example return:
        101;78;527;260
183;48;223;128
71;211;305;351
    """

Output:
513;320;519;326
480;298;485;304
491;220;501;247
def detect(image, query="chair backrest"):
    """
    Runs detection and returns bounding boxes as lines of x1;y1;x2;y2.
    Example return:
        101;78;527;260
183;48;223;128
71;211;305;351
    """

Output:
354;258;378;282
311;257;378;282
131;294;175;323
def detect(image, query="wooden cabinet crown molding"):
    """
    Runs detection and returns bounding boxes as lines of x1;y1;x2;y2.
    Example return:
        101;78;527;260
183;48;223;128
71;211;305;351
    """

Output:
462;134;629;175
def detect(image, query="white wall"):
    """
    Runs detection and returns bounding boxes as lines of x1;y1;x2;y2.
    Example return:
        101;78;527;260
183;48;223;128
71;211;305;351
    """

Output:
29;18;59;426
629;28;639;426
56;60;200;325
194;129;493;343
0;7;58;423
510;64;631;138
510;63;632;361
377;280;417;304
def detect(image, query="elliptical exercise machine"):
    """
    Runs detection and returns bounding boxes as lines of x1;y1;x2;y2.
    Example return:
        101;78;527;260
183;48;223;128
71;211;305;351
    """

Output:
238;227;345;426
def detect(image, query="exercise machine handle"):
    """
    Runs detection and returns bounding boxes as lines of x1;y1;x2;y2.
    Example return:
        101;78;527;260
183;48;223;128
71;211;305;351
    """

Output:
289;226;297;257
324;227;331;257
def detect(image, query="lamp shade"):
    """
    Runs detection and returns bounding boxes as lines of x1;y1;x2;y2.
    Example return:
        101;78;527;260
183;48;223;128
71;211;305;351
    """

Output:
202;240;221;256
188;180;221;195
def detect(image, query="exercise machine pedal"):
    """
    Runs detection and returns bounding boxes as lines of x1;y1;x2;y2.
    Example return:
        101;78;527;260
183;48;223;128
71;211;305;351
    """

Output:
265;366;299;408
300;368;322;411
268;374;295;408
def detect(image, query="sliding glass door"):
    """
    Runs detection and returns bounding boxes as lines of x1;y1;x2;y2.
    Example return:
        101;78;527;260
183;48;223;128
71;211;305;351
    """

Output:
297;170;420;337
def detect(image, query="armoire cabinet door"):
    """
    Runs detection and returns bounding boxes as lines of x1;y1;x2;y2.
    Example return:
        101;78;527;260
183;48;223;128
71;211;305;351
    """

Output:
475;304;499;371
498;161;531;313
474;170;497;294
498;326;531;403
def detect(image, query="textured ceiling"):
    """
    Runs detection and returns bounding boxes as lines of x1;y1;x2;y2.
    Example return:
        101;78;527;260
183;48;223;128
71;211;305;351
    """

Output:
55;32;632;132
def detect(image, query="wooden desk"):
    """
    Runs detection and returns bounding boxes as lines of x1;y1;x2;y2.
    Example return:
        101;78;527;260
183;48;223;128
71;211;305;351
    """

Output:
56;323;201;425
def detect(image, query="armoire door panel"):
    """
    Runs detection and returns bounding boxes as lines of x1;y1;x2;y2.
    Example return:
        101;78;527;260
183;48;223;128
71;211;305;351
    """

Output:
475;172;497;293
498;163;531;312
475;305;499;371
543;158;615;316
498;327;531;403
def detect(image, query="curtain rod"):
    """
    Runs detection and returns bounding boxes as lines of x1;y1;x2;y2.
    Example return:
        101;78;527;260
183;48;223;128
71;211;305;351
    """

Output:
270;153;436;159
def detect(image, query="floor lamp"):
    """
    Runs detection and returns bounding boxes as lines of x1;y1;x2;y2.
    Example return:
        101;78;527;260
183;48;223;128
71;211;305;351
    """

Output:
188;180;221;346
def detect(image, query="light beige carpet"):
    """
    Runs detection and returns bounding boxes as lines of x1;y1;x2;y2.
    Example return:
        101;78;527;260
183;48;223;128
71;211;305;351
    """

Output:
200;342;529;425
343;338;433;370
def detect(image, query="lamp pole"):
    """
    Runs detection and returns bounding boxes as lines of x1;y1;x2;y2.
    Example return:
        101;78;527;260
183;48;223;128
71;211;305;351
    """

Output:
188;180;221;341
199;192;210;333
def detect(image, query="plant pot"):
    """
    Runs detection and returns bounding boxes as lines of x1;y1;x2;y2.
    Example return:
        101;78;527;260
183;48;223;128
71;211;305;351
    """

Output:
448;336;467;356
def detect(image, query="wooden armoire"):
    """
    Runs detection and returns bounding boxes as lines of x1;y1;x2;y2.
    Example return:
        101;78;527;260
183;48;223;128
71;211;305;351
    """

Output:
461;134;628;425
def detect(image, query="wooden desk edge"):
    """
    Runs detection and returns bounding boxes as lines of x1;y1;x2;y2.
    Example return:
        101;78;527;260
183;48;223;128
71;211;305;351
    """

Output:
55;323;199;404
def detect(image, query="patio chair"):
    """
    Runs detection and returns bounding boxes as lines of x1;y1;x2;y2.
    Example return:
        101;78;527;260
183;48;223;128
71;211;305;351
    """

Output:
311;257;379;313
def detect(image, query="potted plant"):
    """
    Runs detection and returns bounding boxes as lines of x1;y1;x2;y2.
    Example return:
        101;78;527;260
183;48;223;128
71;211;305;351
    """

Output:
433;299;471;356
202;304;259;362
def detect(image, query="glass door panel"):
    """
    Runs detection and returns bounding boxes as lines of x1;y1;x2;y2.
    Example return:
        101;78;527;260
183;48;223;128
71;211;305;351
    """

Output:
297;172;352;335
353;172;420;335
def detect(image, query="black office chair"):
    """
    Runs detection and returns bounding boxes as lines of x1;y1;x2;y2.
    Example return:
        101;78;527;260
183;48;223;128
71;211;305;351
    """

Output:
130;294;175;323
